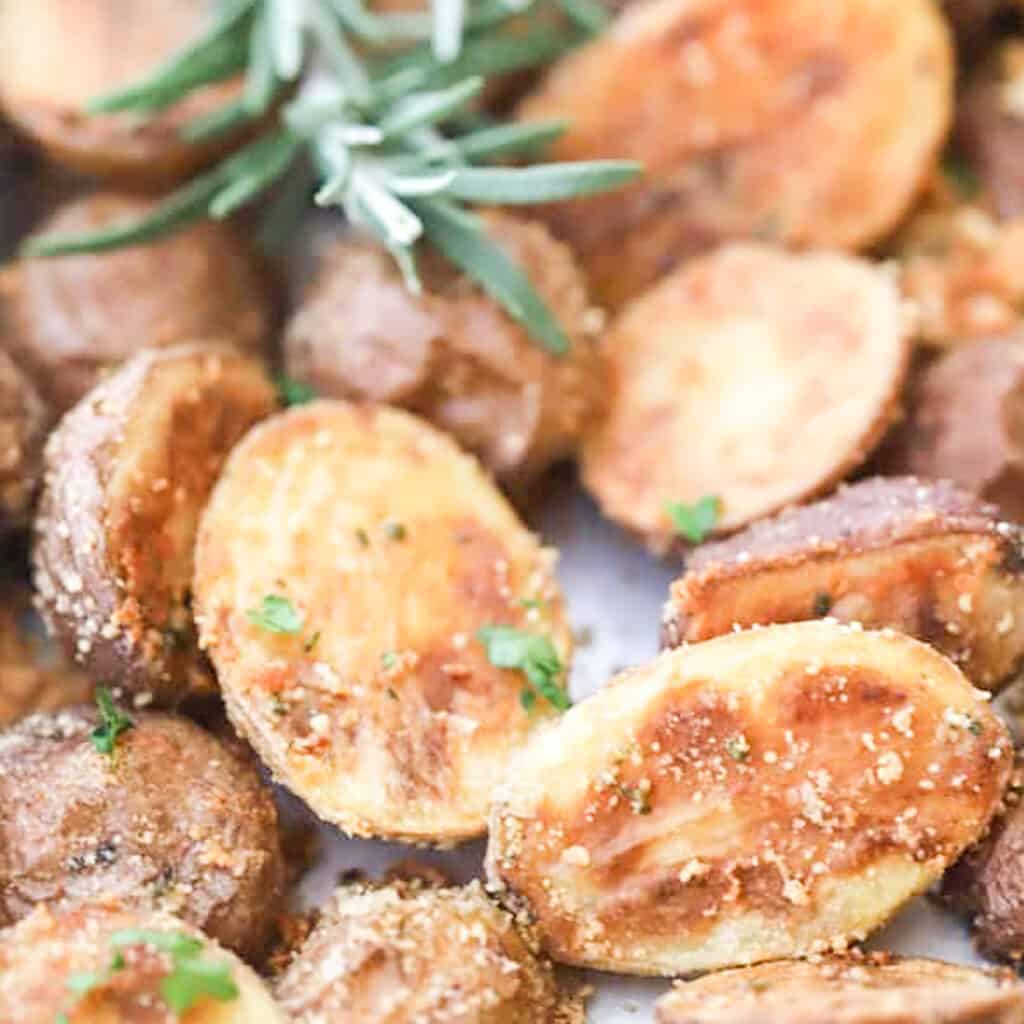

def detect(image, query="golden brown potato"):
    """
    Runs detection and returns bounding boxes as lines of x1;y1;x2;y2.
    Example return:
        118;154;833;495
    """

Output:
0;346;46;531
0;901;286;1024
517;0;953;307
33;345;276;706
663;477;1024;691
0;705;287;962
580;244;911;552
0;0;245;186
193;401;573;844
275;879;580;1023
485;621;1010;976
284;214;605;489
655;954;1024;1024
1;192;274;415
880;336;1024;521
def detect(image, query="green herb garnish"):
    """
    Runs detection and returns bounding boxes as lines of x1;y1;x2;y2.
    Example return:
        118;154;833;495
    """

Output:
478;624;570;711
665;495;721;544
90;688;134;759
384;520;407;541
246;594;304;634
276;374;316;406
812;592;832;617
381;651;398;670
725;735;750;762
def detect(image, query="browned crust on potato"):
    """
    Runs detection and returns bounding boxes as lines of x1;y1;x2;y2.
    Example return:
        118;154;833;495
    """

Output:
0;705;287;962
32;344;276;706
655;953;1024;1024
284;212;605;488
486;621;1011;976
580;244;912;552
517;0;953;308
0;0;246;187
663;476;1024;690
193;400;573;843
1;193;275;415
0;347;46;531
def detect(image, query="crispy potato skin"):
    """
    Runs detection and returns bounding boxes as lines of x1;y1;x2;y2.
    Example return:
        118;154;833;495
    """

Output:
0;707;287;961
284;213;605;488
0;347;46;531
663;477;1024;691
0;0;245;186
0;901;286;1024
32;345;276;706
655;954;1024;1024
275;880;575;1023
580;244;911;551
1;193;274;415
485;622;1010;976
517;0;953;307
193;401;572;843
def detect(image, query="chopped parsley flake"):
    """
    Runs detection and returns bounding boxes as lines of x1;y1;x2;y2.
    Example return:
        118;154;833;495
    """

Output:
665;495;721;544
478;625;571;712
90;688;134;759
384;521;407;541
246;594;303;634
355;527;370;547
381;651;398;670
725;735;750;762
812;592;833;617
969;718;984;736
276;375;316;407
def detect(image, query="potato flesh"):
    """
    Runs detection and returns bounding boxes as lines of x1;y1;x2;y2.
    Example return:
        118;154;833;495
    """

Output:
486;621;1010;976
193;401;572;842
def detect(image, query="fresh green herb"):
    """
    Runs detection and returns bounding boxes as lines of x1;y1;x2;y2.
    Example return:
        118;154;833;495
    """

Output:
276;374;316;406
304;630;321;653
665;495;721;544
246;594;304;634
725;735;750;762
381;651;398;670
518;597;546;611
90;688;134;759
616;781;652;815
384;520;407;541
943;156;980;200
478;624;570;711
355;527;370;547
969;718;984;736
26;0;639;355
812;592;832;617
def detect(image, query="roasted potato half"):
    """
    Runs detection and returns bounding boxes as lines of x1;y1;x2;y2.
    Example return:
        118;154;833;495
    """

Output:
485;621;1010;976
663;477;1024;691
517;0;953;307
0;0;245;186
275;878;578;1023
33;344;276;705
2;193;274;415
0;705;287;962
0;346;46;531
655;954;1024;1024
0;901;285;1024
283;213;605;489
193;401;572;843
580;244;911;552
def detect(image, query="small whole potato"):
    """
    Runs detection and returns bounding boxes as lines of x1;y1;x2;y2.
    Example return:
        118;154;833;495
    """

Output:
284;214;605;488
0;704;287;962
0;347;46;532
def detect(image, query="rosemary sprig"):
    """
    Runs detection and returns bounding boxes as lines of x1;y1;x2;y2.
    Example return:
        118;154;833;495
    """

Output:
26;0;637;355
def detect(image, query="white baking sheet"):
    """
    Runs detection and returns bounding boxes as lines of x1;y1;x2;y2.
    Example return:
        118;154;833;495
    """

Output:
293;473;987;1021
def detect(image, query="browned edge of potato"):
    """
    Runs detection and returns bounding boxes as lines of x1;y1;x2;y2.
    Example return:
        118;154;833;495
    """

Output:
486;620;1010;976
0;346;47;531
654;953;1024;1024
193;400;573;844
662;476;1024;691
580;243;912;553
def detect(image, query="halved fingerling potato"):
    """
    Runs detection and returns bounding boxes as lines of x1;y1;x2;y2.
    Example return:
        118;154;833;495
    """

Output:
0;347;47;532
655;955;1024;1024
663;477;1024;691
193;401;573;843
0;901;285;1024
580;244;911;551
486;621;1010;976
33;344;276;705
516;0;953;307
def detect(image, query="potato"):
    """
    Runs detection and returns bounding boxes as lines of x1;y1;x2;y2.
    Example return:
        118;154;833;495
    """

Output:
655;954;1024;1024
880;336;1024;522
275;878;579;1023
516;0;953;308
485;621;1010;976
33;344;276;706
193;401;573;843
0;705;286;961
1;192;274;415
0;347;46;531
580;244;911;552
0;0;245;186
0;900;285;1024
663;477;1024;692
283;213;605;489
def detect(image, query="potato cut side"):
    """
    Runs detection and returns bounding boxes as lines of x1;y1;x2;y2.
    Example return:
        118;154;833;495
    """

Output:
275;879;580;1023
655;955;1024;1024
0;901;285;1024
663;477;1024;691
485;621;1010;976
0;0;245;186
0;347;46;532
33;345;276;705
580;244;911;551
516;0;952;307
193;401;573;843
